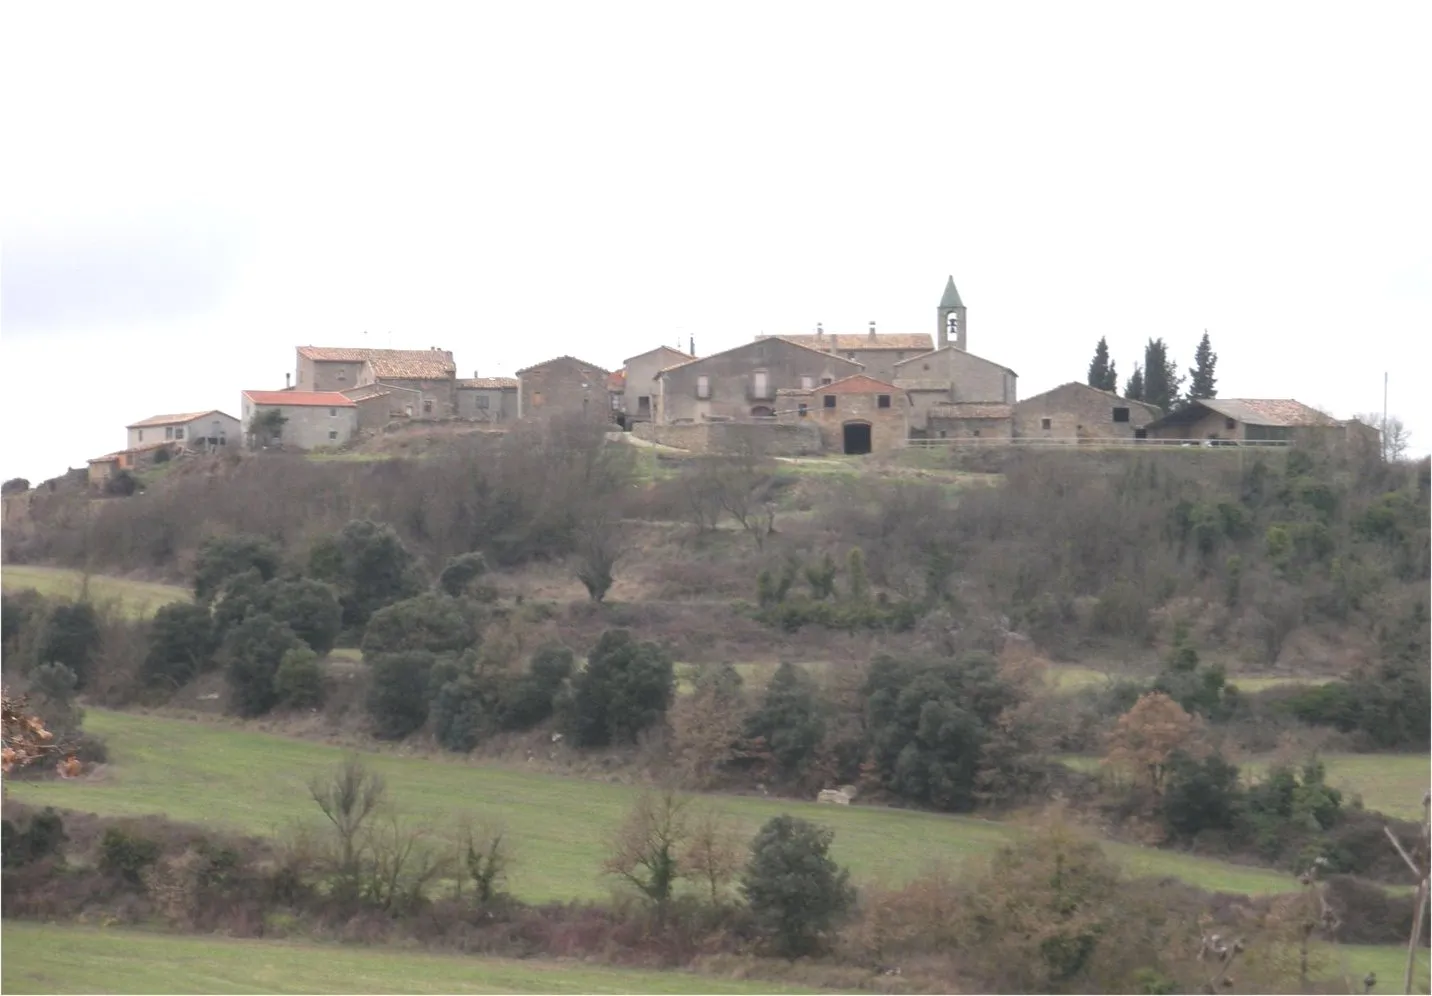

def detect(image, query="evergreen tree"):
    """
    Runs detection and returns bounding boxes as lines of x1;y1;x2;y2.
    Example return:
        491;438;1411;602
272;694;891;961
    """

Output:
1086;337;1117;391
1124;364;1145;402
1187;330;1218;401
1140;338;1184;412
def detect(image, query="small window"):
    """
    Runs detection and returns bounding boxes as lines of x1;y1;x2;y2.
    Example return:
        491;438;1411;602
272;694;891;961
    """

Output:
922;363;930;371
328;430;338;440
476;395;490;410
823;395;836;409
696;375;711;399
800;375;814;390
137;429;144;441
1224;417;1236;430
973;429;981;437
877;394;892;409
337;370;347;380
797;403;808;417
1112;407;1130;423
165;426;174;440
820;376;833;386
752;370;769;398
329;407;337;416
1041;417;1052;430
423;399;434;415
174;427;184;439
938;430;948;438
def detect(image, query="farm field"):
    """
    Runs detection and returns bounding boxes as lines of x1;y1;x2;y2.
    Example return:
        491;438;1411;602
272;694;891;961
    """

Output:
1;565;189;618
0;923;825;995
9;709;1300;900
1044;663;1336;693
1055;752;1430;821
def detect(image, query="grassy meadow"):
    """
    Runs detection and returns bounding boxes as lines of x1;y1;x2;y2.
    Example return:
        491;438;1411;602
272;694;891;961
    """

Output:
0;923;825;995
8;709;1301;900
1;565;189;618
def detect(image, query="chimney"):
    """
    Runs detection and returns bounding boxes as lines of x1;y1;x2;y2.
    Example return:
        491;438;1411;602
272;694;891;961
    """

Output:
868;321;877;340
473;369;480;379
689;334;695;356
816;322;824;339
285;372;291;388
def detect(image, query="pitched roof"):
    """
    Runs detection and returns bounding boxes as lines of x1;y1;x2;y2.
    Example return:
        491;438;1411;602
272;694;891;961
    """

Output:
893;344;1017;377
939;275;965;309
514;355;610;378
762;332;935;352
126;410;223;429
892;379;953;393
456;377;518;390
607;370;627;391
1018;381;1161;413
623;345;692;366
930;402;1013;419
1152;398;1341;429
243;390;356;408
298;346;455;372
89;440;177;463
342;384;395;401
819;374;900;394
655;337;866;379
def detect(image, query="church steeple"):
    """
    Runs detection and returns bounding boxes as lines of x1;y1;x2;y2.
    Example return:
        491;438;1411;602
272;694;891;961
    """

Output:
937;275;967;350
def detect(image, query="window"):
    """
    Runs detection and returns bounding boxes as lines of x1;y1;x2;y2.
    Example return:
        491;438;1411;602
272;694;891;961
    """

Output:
174;427;184;439
797;403;808;417
329;408;337;416
922;363;931;371
1112;407;1130;423
877;394;892;409
337;370;347;381
137;429;144;442
212;420;221;435
752;370;770;398
696;375;711;399
820;376;833;385
1224;417;1236;430
476;395;491;410
973;429;981;437
938;430;948;438
1041;417;1052;430
423;399;434;415
800;375;814;390
823;395;836;409
165;426;174;440
328;430;338;440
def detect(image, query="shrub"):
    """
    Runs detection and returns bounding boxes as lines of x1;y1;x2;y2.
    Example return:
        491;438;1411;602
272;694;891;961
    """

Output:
365;650;439;739
429;654;505;752
222;613;303;717
273;646;325;709
308;519;424;631
193;534;282;603
438;552;488;597
1;808;67;868
565;629;673;747
360;592;480;658
252;578;343;656
743;662;824;783
1161;750;1243;840
142;602;216;688
500;644;574;731
31;600;102;688
98;826;162;885
741;815;855;957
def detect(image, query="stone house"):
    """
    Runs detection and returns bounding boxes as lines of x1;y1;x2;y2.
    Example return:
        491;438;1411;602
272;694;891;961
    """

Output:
86;441;175;486
654;338;862;424
1013;382;1162;440
893;345;1018;434
455;376;519;422
760;326;934;382
606;370;626;420
1144;399;1373;448
294;346;456;397
515;356;611;421
776;374;910;455
126;411;241;451
619;346;693;422
241;390;359;450
341;384;399;433
926;402;1015;440
359;351;458;418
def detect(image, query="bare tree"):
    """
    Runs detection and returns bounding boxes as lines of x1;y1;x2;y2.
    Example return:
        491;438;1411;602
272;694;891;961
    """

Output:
677;459;727;533
1356;412;1413;462
364;808;452;913
681;804;743;904
308;755;386;898
1383;792;1431;994
603;788;690;912
455;813;513;905
572;513;624;602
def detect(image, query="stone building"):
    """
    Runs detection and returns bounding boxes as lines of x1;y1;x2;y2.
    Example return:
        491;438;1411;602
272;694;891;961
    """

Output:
1144;399;1376;449
619;345;693;422
653;338;862;424
455;376;519;422
126;411;241;451
776;374;910;454
515;355;611;421
927;402;1014;440
241;390;359;450
294;347;457;416
893;346;1018;434
759;326;934;382
1013;382;1162;440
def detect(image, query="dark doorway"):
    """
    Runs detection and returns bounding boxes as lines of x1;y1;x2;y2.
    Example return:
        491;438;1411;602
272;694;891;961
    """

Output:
843;421;872;455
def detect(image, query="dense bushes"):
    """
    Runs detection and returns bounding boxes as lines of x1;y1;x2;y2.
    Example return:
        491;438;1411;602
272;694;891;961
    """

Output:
742;815;855;957
565;629;674;748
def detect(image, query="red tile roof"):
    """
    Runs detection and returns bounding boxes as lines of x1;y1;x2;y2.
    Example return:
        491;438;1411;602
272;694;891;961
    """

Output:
607;370;627;392
819;374;900;394
763;332;935;352
243;391;356;408
456;377;518;390
88;441;177;463
126;410;223;429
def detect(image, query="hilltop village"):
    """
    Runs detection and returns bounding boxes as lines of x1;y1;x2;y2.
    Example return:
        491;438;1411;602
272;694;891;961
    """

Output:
83;277;1376;486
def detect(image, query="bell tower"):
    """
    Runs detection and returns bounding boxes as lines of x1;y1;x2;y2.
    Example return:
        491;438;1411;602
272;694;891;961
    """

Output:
937;275;967;350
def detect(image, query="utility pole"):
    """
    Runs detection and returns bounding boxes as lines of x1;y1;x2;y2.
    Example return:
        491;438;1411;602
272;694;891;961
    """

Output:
1383;372;1389;462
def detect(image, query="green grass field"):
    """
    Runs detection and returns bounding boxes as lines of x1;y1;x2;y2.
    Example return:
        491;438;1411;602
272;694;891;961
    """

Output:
1;565;189;618
1056;752;1430;821
0;923;824;995
8;709;1301;900
1045;664;1336;693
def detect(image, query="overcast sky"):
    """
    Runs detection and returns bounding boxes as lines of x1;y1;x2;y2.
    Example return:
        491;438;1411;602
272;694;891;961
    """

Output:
2;2;1428;483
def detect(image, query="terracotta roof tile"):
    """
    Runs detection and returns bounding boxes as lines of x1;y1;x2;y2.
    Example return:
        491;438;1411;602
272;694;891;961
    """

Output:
930;402;1013;419
342;384;395;401
762;333;935;352
456;377;518;390
819;374;900;394
607;370;627;391
298;346;454;370
514;355;610;377
126;410;221;429
1196;399;1340;427
243;390;357;408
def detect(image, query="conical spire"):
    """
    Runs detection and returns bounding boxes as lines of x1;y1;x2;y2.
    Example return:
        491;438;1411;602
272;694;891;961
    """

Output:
939;275;964;309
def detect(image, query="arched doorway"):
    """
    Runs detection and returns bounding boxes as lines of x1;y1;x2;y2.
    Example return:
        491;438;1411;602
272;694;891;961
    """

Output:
843;421;872;455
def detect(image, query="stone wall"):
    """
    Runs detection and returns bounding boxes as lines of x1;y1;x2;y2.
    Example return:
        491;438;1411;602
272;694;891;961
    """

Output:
631;420;822;455
1013;383;1160;439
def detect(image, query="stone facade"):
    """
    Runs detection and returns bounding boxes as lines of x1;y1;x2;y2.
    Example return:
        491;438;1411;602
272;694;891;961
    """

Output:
1013;383;1161;440
759;330;935;383
927;403;1014;440
516;356;611;421
455;377;518;422
777;374;910;455
631;419;822;455
241;391;359;450
296;347;456;396
893;345;1017;405
621;346;692;422
1145;399;1344;445
655;338;861;424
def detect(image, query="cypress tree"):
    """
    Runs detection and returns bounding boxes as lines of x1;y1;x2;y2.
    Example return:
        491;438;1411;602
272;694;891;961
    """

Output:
1188;330;1218;401
1141;338;1184;411
1124;364;1145;402
1087;338;1116;391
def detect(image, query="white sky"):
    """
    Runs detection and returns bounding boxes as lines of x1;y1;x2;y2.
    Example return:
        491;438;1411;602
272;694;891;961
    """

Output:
2;1;1428;483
